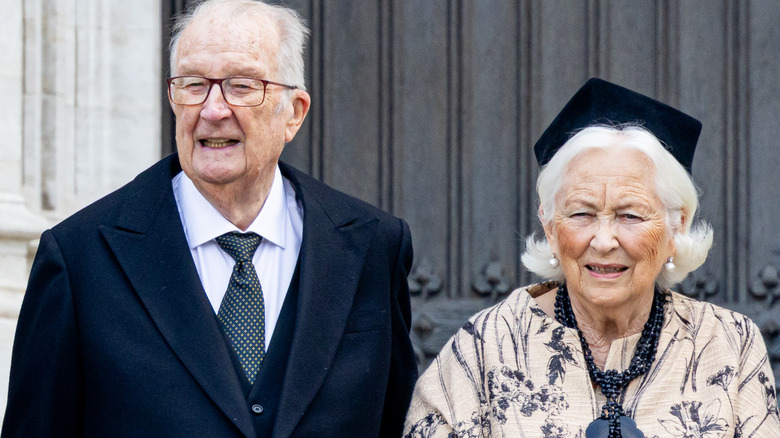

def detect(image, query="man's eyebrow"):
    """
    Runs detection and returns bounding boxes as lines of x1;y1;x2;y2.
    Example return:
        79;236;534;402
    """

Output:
219;62;267;78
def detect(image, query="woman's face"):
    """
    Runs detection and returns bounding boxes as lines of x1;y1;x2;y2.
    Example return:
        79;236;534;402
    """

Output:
543;146;675;311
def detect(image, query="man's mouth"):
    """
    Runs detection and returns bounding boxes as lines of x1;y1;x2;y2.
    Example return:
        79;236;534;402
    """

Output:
586;265;628;274
200;139;239;148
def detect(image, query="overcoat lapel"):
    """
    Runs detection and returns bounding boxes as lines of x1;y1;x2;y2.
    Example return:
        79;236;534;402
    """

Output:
99;155;256;438
273;164;379;438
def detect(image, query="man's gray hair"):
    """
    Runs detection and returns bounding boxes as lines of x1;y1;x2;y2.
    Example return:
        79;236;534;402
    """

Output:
169;0;309;93
521;125;713;289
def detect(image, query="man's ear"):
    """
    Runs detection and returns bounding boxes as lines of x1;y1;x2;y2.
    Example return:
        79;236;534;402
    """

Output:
284;90;311;143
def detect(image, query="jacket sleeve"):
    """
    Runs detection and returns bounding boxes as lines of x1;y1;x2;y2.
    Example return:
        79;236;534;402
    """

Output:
733;318;780;437
2;230;84;437
379;218;418;438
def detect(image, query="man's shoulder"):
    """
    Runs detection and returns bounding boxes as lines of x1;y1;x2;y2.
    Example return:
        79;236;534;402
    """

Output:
279;161;401;224
51;155;178;236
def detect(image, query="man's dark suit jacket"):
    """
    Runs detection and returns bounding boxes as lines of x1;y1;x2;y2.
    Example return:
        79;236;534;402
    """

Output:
2;154;417;437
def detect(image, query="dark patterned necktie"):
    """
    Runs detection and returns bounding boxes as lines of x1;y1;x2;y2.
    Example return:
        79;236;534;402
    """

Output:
215;232;266;384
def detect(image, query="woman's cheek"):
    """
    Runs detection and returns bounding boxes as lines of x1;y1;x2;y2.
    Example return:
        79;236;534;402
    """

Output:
555;221;590;258
622;221;667;260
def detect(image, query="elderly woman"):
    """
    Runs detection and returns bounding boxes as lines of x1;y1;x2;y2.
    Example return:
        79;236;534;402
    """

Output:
403;79;779;438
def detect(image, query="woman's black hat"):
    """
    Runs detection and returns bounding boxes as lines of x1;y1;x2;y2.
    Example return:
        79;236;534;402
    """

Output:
533;78;702;173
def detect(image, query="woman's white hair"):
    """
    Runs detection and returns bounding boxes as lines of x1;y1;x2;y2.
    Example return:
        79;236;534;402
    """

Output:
169;0;309;109
521;125;713;289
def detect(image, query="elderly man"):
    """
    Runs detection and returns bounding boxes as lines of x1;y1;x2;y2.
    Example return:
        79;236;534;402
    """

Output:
2;1;417;436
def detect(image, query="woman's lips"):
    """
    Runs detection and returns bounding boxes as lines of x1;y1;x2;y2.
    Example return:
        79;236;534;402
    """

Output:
586;264;628;278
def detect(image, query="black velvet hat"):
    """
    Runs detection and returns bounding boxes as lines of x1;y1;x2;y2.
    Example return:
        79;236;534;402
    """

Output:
533;78;702;173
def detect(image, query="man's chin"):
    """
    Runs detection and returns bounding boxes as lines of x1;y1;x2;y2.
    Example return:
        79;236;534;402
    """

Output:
186;165;245;188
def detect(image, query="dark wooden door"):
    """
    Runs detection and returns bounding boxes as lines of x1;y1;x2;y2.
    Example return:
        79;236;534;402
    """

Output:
164;1;780;387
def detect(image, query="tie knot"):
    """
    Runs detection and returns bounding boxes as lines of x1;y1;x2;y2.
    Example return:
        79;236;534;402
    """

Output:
215;232;261;262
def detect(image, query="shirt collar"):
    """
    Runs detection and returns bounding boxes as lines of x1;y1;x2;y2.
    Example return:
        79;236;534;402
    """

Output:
175;166;289;249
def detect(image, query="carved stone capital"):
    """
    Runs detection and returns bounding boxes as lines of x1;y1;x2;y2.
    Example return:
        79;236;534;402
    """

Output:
472;261;511;301
408;258;443;299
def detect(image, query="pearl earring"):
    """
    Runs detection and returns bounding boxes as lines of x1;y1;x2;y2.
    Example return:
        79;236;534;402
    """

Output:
549;255;560;269
664;257;676;272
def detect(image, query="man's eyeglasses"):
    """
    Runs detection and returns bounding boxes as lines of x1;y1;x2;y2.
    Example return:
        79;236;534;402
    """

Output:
167;76;298;107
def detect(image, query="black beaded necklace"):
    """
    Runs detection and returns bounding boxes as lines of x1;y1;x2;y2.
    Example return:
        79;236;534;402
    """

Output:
554;283;666;438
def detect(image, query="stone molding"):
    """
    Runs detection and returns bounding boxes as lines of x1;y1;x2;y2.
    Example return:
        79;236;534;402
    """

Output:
0;0;162;318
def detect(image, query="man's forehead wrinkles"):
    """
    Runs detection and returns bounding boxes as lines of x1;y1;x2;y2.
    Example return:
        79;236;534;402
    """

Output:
177;58;267;76
176;25;279;79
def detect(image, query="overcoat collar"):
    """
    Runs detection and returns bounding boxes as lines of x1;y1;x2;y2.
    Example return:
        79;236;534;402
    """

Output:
99;154;255;437
99;155;378;438
272;162;378;438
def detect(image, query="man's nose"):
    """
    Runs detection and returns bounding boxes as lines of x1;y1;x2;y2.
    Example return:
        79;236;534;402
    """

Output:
590;217;619;253
200;84;232;120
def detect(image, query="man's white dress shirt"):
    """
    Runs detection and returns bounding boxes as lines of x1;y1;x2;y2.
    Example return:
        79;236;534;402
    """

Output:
172;166;303;349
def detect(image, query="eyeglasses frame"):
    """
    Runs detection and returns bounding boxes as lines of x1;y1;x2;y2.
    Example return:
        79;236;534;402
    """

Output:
166;76;299;107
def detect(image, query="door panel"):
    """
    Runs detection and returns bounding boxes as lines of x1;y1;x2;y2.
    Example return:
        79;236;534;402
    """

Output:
165;0;780;389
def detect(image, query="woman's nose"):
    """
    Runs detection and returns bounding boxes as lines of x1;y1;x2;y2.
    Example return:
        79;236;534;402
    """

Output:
590;218;619;253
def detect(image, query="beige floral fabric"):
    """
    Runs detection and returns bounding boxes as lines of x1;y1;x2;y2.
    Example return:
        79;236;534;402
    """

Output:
404;283;780;438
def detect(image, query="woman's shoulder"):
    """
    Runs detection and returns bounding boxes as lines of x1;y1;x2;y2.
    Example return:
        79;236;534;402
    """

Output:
668;290;754;320
426;283;560;373
667;290;763;342
469;282;557;321
447;283;559;343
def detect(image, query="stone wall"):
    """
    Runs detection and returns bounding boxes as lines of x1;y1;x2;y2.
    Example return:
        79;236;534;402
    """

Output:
0;0;162;417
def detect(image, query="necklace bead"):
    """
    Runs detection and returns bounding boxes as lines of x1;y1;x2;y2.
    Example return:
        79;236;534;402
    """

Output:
554;283;665;438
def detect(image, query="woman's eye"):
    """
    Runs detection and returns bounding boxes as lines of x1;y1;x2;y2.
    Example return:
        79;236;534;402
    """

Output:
620;213;643;221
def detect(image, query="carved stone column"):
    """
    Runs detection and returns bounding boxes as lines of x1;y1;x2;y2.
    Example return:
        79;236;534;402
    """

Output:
0;0;48;315
0;0;163;318
0;0;163;417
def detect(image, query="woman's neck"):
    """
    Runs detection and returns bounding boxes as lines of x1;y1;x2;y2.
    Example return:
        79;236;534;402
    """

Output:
540;283;655;369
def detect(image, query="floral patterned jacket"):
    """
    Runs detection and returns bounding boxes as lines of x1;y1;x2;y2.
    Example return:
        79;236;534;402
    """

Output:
404;283;780;438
